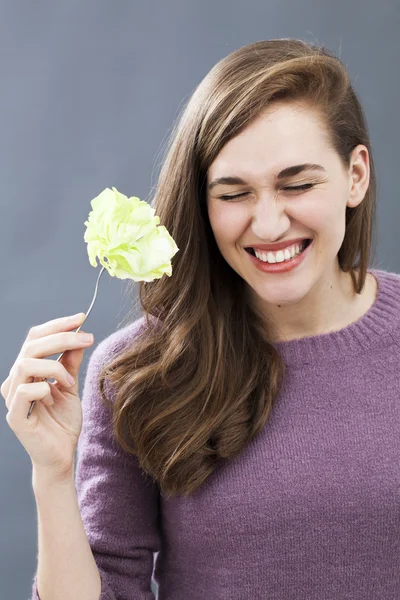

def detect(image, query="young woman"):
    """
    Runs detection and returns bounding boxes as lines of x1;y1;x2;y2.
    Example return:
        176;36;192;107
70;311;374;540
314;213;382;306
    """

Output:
4;38;400;600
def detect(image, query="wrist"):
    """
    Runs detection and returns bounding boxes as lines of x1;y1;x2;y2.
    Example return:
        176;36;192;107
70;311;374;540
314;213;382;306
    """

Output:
32;464;75;492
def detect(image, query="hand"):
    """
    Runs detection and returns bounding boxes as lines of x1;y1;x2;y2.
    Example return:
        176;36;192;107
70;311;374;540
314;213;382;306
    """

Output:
2;313;94;480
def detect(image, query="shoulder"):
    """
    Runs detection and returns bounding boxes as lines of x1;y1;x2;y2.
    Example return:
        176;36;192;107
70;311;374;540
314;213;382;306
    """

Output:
372;267;400;286
371;267;400;304
84;315;154;385
94;316;149;363
80;315;154;417
369;268;400;282
370;267;400;338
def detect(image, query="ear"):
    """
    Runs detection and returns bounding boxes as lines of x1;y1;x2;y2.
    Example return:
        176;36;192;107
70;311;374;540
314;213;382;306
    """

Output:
346;144;370;209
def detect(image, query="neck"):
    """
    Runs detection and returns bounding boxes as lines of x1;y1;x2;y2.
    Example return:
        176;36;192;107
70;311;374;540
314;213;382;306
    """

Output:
248;262;377;343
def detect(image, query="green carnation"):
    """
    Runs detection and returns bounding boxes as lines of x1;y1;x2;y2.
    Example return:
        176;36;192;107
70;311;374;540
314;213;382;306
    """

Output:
84;187;179;281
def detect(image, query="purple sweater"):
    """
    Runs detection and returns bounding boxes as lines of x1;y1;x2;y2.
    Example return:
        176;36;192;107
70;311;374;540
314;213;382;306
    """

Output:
32;267;400;599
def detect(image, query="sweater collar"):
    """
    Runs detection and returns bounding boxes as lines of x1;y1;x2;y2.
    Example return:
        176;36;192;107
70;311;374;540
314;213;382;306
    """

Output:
271;268;400;368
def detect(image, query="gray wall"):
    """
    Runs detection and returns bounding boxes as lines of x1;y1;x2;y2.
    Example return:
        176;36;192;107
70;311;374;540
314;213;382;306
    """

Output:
1;1;398;598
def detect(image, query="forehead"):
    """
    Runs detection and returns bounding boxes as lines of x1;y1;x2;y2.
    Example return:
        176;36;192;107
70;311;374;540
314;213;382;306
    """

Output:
207;101;330;179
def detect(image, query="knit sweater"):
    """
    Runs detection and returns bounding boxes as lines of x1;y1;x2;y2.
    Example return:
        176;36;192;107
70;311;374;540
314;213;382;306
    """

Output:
31;267;400;600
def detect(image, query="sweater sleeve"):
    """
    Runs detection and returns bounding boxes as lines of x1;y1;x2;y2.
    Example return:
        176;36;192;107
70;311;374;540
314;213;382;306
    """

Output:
31;322;162;600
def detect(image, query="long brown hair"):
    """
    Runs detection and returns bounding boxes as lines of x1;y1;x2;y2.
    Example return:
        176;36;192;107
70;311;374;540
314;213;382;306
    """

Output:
98;39;377;498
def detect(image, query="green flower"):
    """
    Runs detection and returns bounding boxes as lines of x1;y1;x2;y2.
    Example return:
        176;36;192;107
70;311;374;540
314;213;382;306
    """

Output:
84;187;179;281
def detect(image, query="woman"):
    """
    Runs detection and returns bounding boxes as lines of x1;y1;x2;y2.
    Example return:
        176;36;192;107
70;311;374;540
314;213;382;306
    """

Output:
4;38;400;599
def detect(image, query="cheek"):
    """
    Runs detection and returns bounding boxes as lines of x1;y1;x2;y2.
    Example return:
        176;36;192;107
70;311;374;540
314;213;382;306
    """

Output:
292;195;346;239
208;204;247;246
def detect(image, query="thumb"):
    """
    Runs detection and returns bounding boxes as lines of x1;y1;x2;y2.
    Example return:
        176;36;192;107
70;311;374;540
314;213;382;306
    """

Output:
58;346;89;386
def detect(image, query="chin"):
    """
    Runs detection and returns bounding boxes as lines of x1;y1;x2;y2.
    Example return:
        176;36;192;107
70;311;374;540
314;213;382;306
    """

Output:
248;276;314;307
257;291;307;307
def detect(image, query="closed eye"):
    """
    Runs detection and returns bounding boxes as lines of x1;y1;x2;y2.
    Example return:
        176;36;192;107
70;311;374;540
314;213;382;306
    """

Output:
284;184;314;192
219;183;314;201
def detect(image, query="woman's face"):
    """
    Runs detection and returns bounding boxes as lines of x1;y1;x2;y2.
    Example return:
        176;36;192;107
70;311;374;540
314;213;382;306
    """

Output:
206;100;370;310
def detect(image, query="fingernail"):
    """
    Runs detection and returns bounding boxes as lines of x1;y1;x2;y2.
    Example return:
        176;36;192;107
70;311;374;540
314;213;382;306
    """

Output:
67;374;75;385
70;312;84;320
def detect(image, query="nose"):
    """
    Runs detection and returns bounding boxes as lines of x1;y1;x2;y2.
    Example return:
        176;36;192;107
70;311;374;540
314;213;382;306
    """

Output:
250;192;290;241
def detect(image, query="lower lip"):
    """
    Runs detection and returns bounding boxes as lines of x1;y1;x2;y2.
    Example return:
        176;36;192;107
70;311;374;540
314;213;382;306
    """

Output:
246;241;313;273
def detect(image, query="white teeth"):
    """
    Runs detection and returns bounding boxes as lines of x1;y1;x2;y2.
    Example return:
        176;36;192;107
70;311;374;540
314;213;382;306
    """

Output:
276;250;285;263
253;241;307;264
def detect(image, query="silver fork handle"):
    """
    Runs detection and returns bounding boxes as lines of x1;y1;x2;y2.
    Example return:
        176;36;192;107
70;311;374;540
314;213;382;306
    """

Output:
26;265;106;419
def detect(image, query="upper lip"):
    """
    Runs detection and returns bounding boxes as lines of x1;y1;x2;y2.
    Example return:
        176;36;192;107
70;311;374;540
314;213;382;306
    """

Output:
245;238;310;252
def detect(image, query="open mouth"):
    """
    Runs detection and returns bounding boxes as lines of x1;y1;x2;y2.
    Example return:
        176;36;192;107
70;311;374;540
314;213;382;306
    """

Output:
245;239;312;258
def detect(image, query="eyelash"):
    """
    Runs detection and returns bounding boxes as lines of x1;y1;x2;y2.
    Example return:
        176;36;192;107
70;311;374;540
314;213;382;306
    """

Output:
219;184;314;200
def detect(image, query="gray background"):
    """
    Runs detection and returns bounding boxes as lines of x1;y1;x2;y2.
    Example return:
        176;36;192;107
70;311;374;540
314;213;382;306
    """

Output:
0;1;398;598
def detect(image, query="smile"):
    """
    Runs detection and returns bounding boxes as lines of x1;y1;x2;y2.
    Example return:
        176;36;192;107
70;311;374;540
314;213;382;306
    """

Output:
245;239;312;274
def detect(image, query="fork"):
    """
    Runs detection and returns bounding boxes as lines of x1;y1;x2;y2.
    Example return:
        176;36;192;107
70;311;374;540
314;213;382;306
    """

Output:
26;265;106;418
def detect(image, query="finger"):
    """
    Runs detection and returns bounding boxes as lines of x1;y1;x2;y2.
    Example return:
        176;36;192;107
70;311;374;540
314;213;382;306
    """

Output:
52;346;85;390
25;313;87;343
15;313;88;364
4;358;75;409
18;330;94;364
6;381;53;428
3;313;87;386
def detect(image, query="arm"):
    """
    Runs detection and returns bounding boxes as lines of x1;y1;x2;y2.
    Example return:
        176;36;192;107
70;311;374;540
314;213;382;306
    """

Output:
32;469;102;600
31;322;162;600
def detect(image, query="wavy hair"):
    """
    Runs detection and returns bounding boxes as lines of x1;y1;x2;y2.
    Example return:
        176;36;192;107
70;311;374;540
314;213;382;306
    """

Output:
98;39;377;498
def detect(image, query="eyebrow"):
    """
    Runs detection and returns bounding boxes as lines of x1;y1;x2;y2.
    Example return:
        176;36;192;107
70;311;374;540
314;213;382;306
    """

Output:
207;163;326;191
